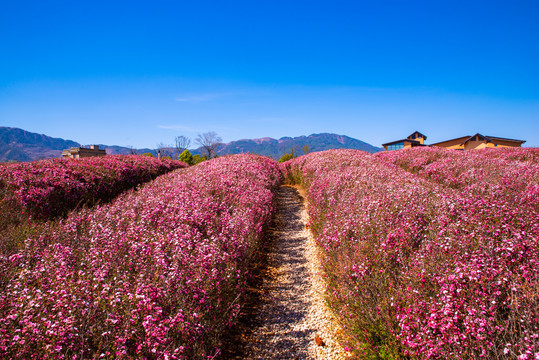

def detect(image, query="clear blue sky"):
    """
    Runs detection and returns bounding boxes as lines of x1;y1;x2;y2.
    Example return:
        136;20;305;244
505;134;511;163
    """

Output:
1;0;538;148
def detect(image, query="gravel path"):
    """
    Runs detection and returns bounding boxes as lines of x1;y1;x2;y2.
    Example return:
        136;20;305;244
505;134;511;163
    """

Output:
227;185;350;360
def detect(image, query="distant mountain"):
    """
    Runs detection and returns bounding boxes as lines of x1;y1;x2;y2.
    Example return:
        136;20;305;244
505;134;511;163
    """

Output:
0;126;382;162
214;133;382;158
0;127;80;162
97;145;155;156
0;127;165;162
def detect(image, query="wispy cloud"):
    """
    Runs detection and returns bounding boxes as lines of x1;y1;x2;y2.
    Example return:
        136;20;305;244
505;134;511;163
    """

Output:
158;125;200;132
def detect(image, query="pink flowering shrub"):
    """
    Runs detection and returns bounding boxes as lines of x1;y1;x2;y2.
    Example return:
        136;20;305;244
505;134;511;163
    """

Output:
0;155;186;222
282;149;539;359
376;147;539;359
0;154;281;359
376;147;539;202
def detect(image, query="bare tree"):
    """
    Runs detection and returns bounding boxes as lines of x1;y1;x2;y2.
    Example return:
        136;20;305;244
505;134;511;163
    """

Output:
174;136;191;158
128;146;139;155
156;142;173;159
195;131;222;158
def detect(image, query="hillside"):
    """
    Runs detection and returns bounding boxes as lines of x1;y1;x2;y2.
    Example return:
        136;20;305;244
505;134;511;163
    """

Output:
0;127;156;162
0;126;382;162
215;133;382;158
0;127;80;162
96;145;155;156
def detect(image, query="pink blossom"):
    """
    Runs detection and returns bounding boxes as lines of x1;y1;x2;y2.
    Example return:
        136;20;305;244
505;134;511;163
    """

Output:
0;154;281;359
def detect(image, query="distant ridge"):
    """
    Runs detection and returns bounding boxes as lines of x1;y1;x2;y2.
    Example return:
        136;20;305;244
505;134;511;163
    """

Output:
0;126;382;162
214;133;382;158
0;127;80;162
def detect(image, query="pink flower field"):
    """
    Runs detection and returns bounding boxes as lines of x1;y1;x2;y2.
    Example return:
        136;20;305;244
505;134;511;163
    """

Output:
1;148;537;359
0;154;281;359
0;155;186;222
282;148;539;359
376;147;539;201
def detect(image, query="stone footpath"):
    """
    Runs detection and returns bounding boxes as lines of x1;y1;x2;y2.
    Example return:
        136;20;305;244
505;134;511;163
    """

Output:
227;186;350;360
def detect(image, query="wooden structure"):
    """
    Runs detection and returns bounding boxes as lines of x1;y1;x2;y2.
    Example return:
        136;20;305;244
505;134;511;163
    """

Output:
431;134;526;150
382;131;427;151
383;132;525;151
62;145;107;159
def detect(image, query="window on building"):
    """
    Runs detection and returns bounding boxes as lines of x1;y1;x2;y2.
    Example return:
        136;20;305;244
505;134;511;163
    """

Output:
387;142;405;151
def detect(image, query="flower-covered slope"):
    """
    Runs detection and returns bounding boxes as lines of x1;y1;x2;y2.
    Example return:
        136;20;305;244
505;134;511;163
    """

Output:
0;154;281;359
282;148;538;359
0;155;186;221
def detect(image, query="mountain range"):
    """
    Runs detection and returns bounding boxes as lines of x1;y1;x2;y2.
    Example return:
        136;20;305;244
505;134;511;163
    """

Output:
214;134;381;158
0;127;80;162
0;126;382;162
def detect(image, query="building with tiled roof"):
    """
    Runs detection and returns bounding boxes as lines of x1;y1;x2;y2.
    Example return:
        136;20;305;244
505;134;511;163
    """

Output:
62;145;107;159
383;132;525;151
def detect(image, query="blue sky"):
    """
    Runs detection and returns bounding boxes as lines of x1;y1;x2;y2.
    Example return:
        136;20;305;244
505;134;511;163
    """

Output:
1;0;538;148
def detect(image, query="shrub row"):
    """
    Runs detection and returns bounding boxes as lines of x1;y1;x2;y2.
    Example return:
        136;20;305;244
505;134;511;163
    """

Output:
376;147;539;202
0;154;282;359
282;149;538;359
0;155;187;223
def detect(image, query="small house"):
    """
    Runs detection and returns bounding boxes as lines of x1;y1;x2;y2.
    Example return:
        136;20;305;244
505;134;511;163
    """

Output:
431;134;526;150
383;131;526;151
62;145;107;159
382;131;427;151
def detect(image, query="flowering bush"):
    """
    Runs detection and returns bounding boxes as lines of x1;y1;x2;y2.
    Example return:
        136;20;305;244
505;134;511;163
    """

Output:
0;154;281;359
282;149;539;359
0;155;186;222
375;147;539;202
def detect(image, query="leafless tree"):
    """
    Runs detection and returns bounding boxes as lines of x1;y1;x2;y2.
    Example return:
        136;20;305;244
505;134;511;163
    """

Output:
128;146;139;155
156;142;173;159
195;131;222;158
174;136;191;158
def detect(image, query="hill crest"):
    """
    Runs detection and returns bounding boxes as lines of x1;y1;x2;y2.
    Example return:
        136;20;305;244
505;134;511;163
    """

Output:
0;127;382;162
215;133;381;158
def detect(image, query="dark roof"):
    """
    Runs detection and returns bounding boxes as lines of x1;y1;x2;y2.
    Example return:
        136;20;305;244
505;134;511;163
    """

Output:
407;131;427;140
464;133;526;145
431;133;526;146
463;133;488;143
485;135;526;144
382;139;421;147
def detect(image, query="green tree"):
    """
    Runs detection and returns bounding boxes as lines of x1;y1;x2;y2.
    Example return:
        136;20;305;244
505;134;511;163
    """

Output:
278;148;296;163
278;153;294;163
142;152;154;157
192;154;207;165
178;149;194;165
